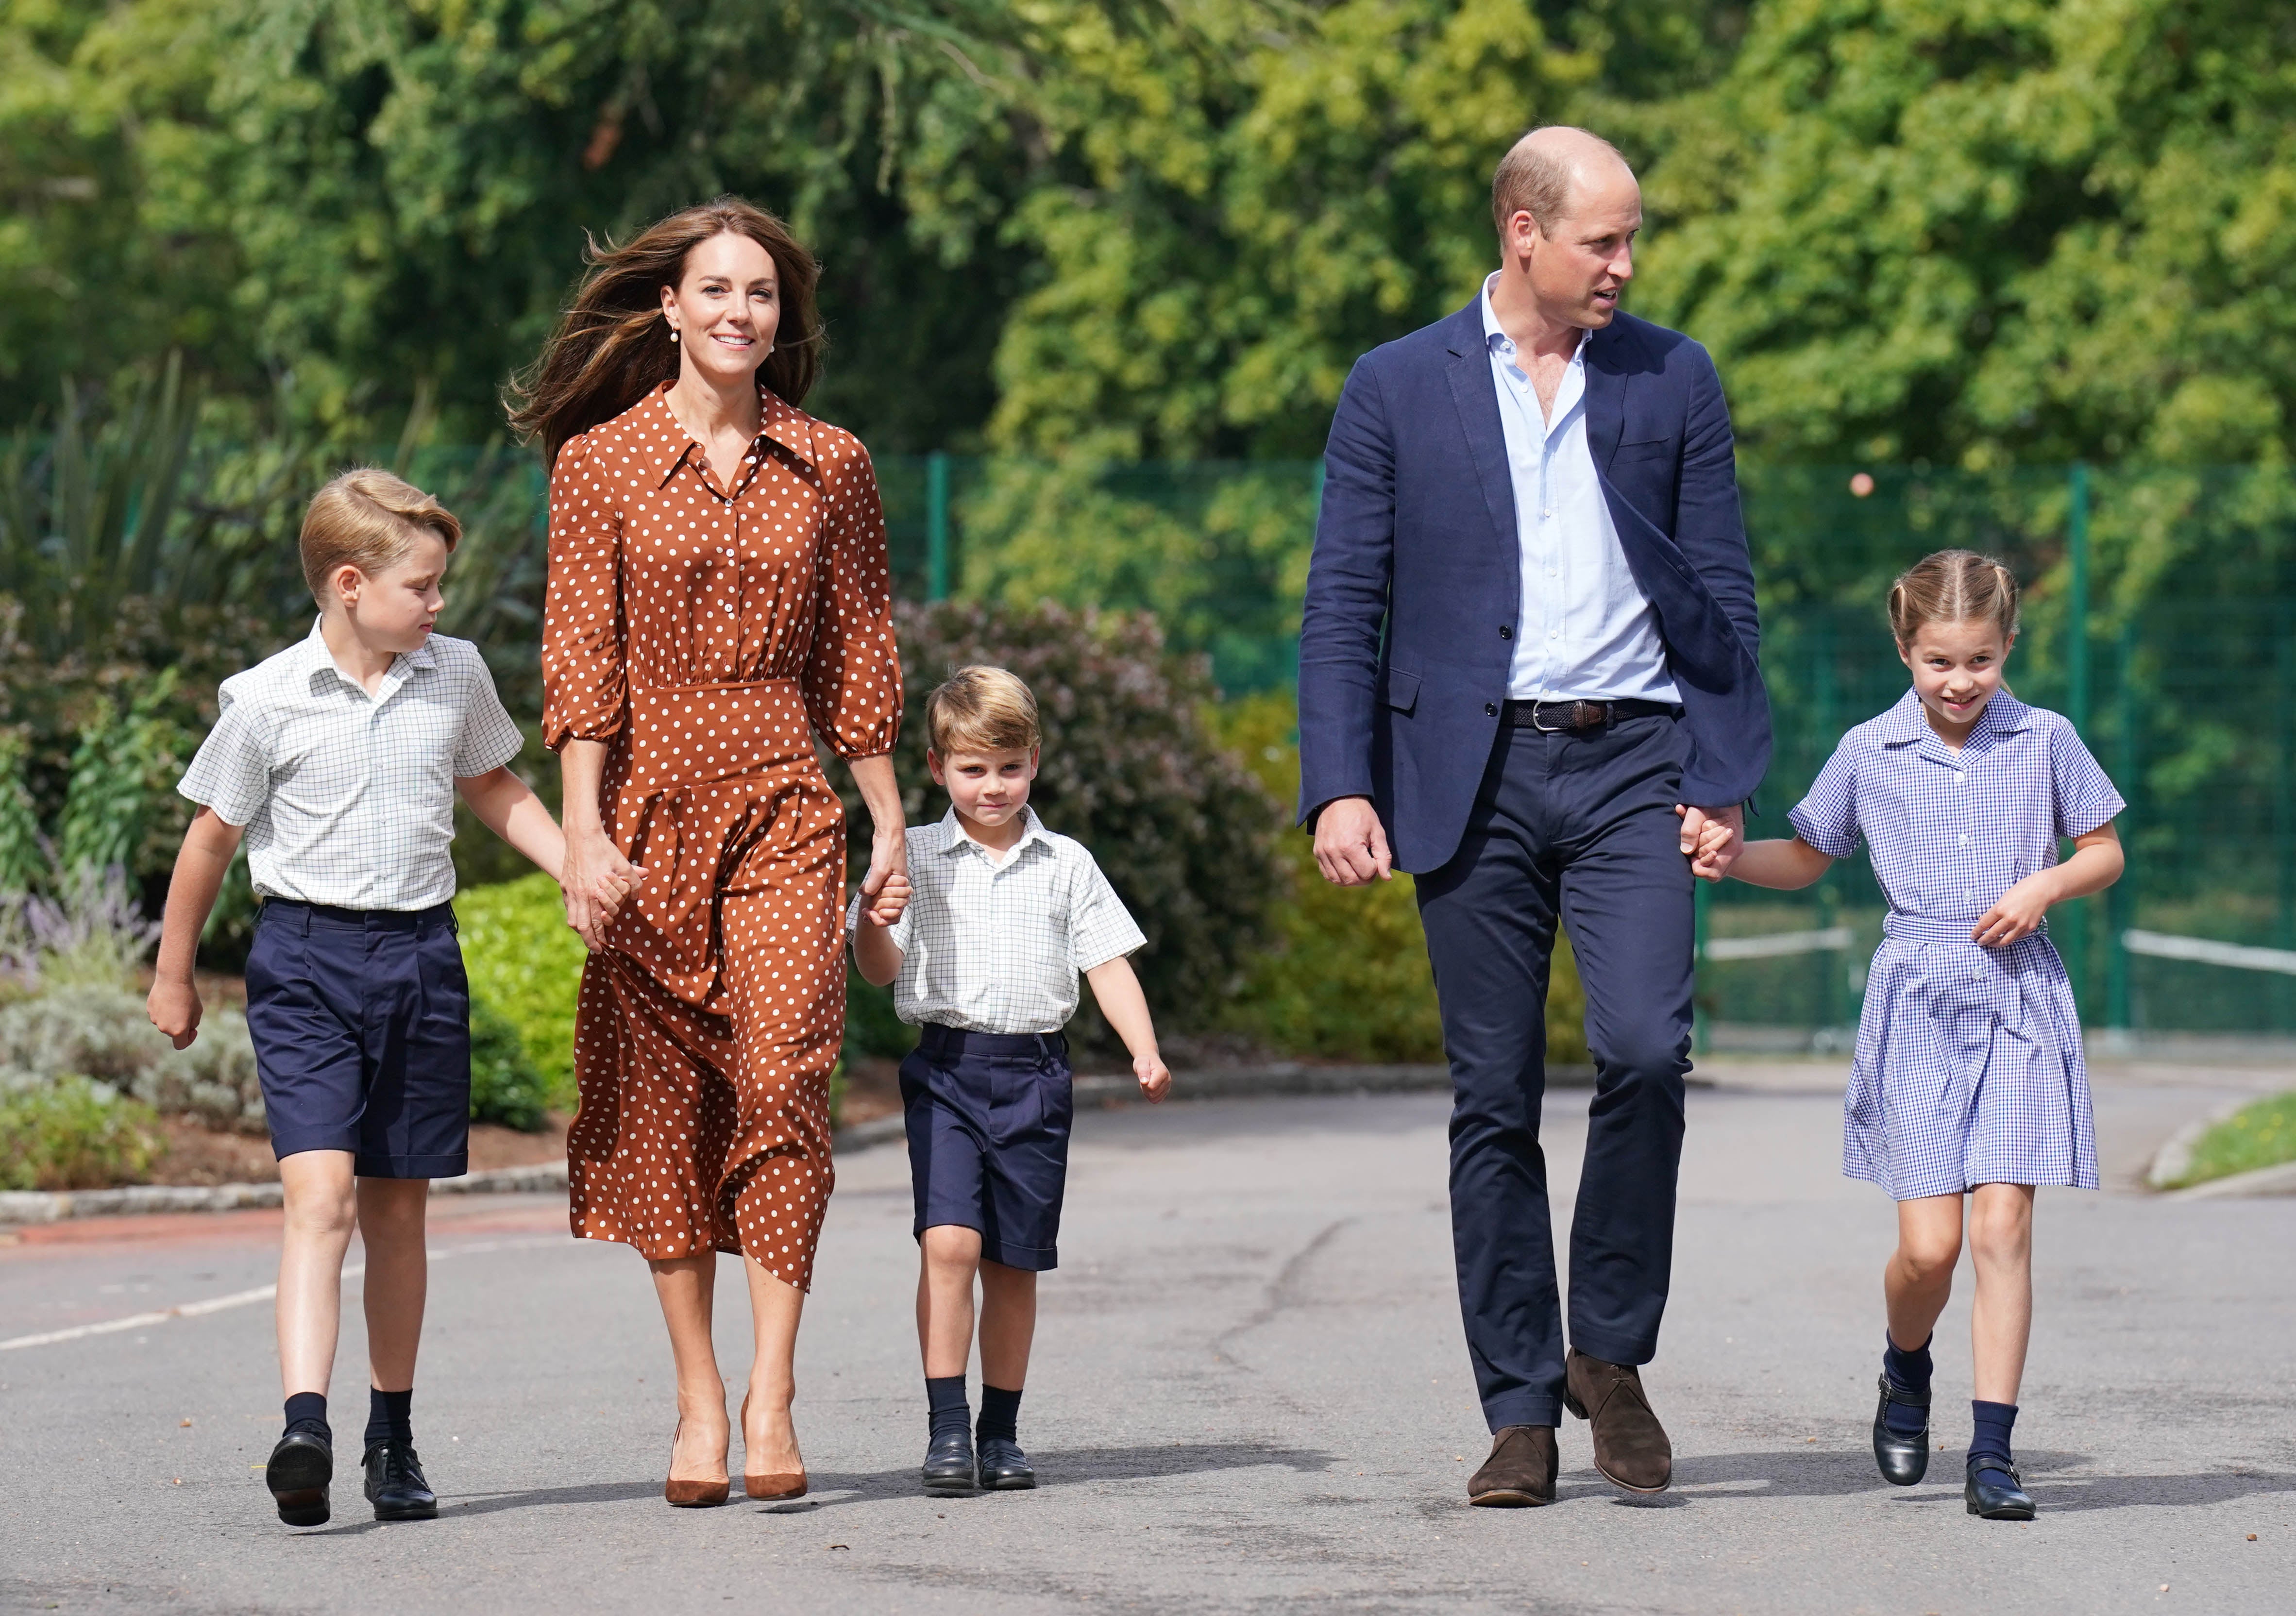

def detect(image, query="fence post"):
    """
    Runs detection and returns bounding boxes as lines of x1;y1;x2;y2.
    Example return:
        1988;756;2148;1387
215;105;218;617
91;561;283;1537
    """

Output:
2061;463;2091;1015
926;451;951;603
2105;617;2136;1035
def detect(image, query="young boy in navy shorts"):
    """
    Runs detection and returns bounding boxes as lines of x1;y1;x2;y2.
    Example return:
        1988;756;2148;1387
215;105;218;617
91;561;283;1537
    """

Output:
849;666;1171;1494
147;469;616;1528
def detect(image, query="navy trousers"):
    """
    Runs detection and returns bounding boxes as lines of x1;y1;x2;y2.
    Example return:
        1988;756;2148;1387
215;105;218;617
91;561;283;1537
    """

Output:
1416;712;1695;1432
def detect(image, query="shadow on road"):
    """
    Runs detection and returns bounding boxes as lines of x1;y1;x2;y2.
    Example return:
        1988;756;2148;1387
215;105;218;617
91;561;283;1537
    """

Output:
1662;1449;2296;1513
738;1441;1341;1515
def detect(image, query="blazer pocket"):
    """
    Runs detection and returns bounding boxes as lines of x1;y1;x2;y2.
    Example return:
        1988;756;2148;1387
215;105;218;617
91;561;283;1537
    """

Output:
1611;438;1674;464
1381;669;1421;713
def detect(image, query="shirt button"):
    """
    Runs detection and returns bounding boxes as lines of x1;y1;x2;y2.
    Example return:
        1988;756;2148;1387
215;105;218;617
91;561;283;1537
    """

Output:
1956;771;1967;781
1549;629;1560;640
1485;703;1498;717
1499;625;1513;640
1958;834;1970;847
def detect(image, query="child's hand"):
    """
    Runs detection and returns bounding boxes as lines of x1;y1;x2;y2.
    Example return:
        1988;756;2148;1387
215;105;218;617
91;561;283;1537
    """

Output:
861;871;911;927
1676;806;1737;883
1133;1051;1171;1104
1973;875;2054;947
147;978;203;1050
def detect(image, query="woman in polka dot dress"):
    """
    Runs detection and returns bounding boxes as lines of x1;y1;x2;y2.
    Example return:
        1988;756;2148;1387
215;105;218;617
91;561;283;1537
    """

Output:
512;198;910;1507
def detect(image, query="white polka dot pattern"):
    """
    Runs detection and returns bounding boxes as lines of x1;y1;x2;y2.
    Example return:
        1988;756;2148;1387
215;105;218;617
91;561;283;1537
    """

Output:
541;383;903;1287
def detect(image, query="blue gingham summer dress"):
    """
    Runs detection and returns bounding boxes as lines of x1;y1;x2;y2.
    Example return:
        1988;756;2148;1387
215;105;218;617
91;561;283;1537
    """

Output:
1789;690;2126;1199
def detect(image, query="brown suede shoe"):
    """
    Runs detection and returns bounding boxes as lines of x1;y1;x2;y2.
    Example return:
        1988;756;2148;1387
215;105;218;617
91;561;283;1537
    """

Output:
1467;1425;1558;1506
1563;1349;1672;1493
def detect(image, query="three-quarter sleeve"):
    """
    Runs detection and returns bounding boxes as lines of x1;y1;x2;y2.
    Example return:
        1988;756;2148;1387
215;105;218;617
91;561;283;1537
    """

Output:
540;431;628;750
801;433;903;759
1789;740;1863;858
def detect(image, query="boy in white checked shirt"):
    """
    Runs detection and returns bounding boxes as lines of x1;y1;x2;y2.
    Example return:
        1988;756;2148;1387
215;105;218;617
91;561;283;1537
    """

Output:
146;470;615;1530
849;665;1170;1496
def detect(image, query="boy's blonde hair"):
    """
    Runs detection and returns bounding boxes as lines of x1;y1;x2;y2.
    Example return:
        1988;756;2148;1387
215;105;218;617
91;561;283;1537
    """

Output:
926;666;1040;756
1887;548;2020;646
300;468;462;607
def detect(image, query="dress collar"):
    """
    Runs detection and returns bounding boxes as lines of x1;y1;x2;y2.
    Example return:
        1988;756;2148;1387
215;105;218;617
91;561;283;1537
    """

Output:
1876;686;2032;749
624;382;819;490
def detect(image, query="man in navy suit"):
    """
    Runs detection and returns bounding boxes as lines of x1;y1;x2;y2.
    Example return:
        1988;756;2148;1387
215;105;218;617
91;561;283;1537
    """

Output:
1297;126;1770;1506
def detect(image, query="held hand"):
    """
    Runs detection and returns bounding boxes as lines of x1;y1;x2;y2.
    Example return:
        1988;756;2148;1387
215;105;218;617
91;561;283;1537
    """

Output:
1972;874;2054;947
1133;1051;1172;1104
861;870;912;927
859;827;909;910
1677;803;1745;883
147;978;203;1050
562;825;643;951
1313;796;1393;887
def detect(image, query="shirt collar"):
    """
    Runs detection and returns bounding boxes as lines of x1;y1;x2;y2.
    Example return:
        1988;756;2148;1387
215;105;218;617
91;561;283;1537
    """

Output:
301;618;433;696
625;382;818;491
1875;685;2032;747
1481;270;1586;370
938;804;1048;864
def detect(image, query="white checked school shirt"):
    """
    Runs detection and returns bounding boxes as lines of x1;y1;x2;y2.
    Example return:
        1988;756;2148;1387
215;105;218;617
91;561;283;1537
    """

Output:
178;623;525;909
845;807;1146;1035
1788;689;2125;926
1481;272;1679;704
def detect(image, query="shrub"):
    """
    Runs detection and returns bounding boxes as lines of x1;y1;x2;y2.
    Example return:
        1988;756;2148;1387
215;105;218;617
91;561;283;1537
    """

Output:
844;600;1282;1044
456;872;585;1111
0;982;267;1133
0;1077;165;1191
1211;692;1587;1065
469;994;551;1132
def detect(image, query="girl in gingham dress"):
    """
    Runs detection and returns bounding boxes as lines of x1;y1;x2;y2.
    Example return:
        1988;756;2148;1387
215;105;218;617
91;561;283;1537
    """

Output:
1720;550;2125;1521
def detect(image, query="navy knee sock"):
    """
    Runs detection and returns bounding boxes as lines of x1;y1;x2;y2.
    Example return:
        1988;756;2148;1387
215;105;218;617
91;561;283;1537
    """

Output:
365;1387;413;1448
977;1384;1023;1444
1969;1400;2018;1473
926;1375;970;1441
1881;1331;1933;1436
283;1392;330;1443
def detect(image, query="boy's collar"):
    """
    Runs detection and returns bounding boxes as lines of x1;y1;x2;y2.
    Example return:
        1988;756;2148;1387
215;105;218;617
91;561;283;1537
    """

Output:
938;803;1046;859
302;616;434;692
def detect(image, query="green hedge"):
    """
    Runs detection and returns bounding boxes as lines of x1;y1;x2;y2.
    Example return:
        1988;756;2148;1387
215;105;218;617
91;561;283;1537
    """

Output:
456;873;586;1116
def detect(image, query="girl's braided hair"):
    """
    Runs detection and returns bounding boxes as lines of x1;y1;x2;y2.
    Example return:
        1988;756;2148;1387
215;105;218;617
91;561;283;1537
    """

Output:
1887;549;2020;646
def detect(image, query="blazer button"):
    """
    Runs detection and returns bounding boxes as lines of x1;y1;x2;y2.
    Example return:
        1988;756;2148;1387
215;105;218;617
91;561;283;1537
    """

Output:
1485;702;1498;717
1499;624;1513;639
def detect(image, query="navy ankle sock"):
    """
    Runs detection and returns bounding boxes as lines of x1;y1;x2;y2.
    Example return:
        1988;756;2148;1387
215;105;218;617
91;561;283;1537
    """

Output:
1881;1331;1933;1436
365;1387;413;1448
283;1392;330;1443
926;1375;969;1440
977;1384;1023;1444
1969;1400;2018;1473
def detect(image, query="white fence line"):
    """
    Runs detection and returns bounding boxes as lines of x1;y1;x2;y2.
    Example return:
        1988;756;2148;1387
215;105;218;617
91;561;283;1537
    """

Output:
2122;929;2296;977
1702;925;1856;962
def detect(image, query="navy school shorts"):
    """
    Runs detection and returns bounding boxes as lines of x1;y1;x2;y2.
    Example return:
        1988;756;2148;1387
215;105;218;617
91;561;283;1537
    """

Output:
243;900;472;1179
899;1024;1074;1272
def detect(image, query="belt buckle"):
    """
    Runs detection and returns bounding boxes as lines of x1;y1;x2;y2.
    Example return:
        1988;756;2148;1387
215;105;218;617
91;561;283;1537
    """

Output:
1532;700;1604;733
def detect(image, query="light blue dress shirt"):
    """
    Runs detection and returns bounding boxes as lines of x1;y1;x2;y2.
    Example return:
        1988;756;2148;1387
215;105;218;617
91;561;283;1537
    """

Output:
1481;273;1679;704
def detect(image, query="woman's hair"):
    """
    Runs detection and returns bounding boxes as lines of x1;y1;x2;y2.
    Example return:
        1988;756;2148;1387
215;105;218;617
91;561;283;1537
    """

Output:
1887;549;2021;646
300;468;461;606
506;196;824;465
927;666;1041;757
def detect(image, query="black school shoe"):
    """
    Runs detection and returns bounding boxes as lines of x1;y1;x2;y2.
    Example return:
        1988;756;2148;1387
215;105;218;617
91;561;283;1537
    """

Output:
922;1428;977;1494
266;1430;333;1527
977;1435;1036;1490
363;1437;439;1521
1871;1373;1931;1486
1965;1457;2037;1520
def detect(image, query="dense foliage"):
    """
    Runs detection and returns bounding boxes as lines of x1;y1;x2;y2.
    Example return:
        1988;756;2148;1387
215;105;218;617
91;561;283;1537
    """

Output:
7;0;2288;468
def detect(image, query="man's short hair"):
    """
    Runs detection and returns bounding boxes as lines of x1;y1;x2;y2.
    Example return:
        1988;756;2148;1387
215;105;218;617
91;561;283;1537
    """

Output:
926;665;1041;757
299;468;461;606
1490;125;1631;237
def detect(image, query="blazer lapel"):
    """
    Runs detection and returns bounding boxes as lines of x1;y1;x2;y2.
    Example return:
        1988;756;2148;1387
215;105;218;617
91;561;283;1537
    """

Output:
1440;301;1519;565
1583;322;1626;471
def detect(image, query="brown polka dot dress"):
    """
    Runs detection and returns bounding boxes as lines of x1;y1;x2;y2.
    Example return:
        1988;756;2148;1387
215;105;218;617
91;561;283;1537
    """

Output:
542;383;901;1287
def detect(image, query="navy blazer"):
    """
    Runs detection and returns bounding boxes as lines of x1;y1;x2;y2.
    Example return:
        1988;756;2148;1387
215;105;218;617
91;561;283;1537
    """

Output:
1296;301;1771;875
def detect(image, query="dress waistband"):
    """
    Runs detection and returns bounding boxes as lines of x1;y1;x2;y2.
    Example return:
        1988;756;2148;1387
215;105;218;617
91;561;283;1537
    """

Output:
623;678;813;795
1882;912;2048;945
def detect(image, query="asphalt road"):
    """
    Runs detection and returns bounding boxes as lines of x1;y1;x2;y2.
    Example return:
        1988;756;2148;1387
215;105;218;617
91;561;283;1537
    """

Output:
3;1067;2292;1615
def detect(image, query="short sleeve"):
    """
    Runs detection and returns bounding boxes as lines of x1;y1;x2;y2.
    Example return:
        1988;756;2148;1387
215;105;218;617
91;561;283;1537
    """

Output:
1065;851;1146;972
178;685;271;828
2049;722;2126;838
540;431;627;750
801;435;903;760
1788;741;1862;858
452;651;525;777
844;885;915;955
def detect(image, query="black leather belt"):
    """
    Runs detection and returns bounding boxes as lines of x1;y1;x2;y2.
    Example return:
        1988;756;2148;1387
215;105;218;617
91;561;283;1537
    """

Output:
1505;698;1679;732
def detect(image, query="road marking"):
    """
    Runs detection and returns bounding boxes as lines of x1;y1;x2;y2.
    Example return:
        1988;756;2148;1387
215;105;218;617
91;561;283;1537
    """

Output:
0;1237;560;1352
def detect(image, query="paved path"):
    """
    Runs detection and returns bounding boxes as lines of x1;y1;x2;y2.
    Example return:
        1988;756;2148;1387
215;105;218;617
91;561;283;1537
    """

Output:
3;1073;2292;1614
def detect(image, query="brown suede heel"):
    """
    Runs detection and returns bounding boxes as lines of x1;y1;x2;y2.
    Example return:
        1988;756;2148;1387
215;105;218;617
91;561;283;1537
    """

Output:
1467;1424;1558;1506
1563;1348;1673;1493
663;1416;730;1508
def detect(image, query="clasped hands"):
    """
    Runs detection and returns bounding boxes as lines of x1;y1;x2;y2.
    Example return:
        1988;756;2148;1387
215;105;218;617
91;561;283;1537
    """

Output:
559;825;645;950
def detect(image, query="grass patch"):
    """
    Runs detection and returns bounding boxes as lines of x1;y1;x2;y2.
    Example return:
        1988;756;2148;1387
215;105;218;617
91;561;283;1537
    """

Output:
2177;1091;2296;1186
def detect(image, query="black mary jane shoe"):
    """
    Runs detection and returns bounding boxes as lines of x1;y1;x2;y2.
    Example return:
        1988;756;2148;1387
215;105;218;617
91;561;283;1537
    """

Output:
976;1435;1037;1491
1871;1373;1931;1486
266;1430;334;1527
922;1428;977;1494
1964;1457;2037;1520
363;1437;439;1521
